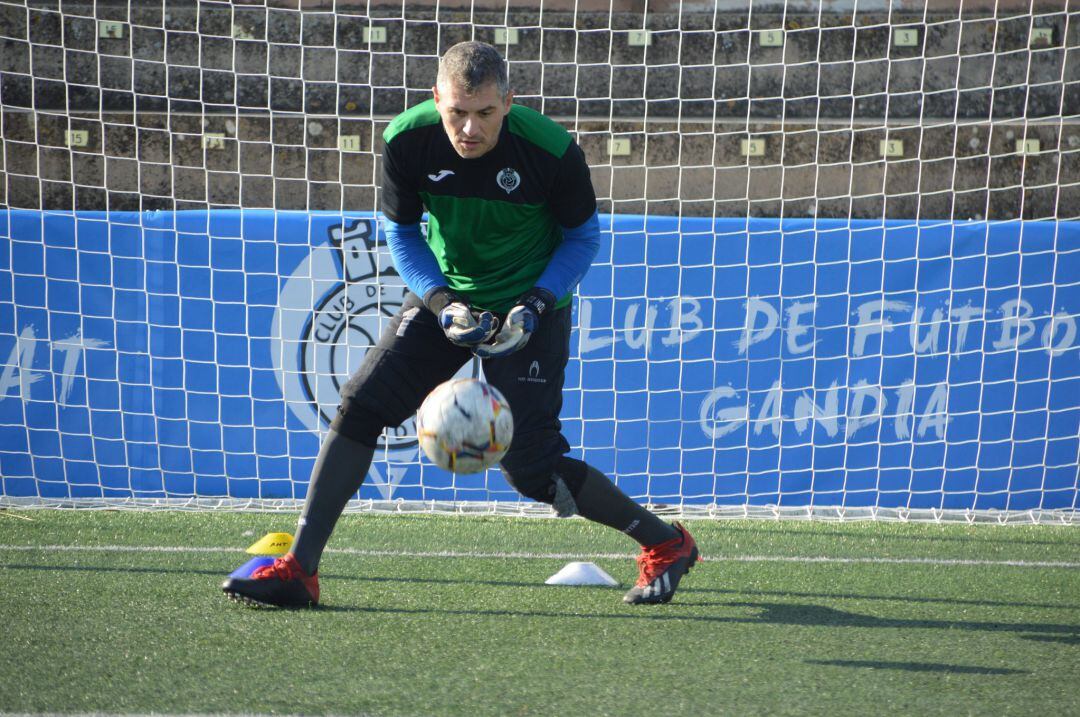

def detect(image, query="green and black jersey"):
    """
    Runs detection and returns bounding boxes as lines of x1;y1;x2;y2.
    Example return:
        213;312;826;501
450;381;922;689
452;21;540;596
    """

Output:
380;100;597;313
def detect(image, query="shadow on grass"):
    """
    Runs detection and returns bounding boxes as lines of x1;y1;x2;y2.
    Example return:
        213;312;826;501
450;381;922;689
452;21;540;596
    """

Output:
720;602;1080;636
6;562;1078;613
1;562;549;590
681;585;1078;611
1019;634;1080;645
339;576;1080;612
804;659;1028;675
10;560;1079;643
313;600;1080;642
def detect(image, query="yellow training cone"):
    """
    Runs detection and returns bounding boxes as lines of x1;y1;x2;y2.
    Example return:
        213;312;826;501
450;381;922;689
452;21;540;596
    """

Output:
245;532;294;555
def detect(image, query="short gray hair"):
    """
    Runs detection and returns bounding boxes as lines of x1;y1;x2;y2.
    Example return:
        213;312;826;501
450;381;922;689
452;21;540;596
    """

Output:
437;41;509;97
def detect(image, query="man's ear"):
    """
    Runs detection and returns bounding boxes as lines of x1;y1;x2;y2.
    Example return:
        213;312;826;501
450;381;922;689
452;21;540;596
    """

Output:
504;91;513;112
432;84;440;106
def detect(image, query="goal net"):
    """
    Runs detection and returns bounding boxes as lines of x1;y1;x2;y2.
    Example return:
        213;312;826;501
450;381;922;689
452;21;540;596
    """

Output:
0;0;1077;522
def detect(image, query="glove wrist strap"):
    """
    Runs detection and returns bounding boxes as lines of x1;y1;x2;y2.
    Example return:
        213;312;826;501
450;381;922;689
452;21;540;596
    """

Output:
424;286;463;315
519;287;557;317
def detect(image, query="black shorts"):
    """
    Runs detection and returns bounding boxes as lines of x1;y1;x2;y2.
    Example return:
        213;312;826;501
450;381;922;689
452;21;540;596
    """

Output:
331;292;572;476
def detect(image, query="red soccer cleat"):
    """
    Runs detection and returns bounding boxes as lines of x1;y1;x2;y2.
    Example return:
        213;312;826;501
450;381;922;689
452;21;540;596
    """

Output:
222;553;320;608
623;523;700;605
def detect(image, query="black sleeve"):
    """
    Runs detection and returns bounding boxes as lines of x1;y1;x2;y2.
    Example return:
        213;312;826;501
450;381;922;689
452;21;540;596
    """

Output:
549;141;598;229
379;135;424;224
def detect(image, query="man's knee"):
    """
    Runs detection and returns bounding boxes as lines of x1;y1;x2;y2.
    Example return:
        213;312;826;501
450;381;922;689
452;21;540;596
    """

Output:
329;403;388;448
332;352;428;448
501;455;589;507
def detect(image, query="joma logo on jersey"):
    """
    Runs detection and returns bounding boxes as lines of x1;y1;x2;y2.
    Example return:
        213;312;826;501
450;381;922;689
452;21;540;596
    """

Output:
496;167;521;194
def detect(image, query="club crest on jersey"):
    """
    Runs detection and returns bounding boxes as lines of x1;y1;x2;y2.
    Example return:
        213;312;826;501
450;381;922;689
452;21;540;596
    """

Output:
496;167;521;194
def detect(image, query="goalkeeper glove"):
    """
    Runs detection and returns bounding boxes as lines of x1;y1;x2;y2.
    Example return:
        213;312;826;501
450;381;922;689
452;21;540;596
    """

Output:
424;287;498;347
473;287;556;359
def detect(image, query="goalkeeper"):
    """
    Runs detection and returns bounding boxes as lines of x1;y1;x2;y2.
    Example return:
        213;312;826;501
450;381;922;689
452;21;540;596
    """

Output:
223;41;698;608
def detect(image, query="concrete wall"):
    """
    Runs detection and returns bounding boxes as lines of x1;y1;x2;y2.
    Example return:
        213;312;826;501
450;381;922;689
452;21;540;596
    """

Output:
1;2;1076;218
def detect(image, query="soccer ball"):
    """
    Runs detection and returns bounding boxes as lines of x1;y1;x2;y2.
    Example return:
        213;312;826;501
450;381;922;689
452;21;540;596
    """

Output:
416;378;514;474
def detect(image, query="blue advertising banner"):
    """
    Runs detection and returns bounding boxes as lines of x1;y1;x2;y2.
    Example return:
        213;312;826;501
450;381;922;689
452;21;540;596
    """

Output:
1;210;1078;513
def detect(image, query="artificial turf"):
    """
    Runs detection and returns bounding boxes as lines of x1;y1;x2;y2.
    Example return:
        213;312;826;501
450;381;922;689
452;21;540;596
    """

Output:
1;510;1078;716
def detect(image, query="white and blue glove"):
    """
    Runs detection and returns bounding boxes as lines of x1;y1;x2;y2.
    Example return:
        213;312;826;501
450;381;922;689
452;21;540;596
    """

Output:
473;288;556;359
424;287;498;347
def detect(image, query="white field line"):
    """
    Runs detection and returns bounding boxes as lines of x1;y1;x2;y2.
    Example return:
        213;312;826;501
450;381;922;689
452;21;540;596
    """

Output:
0;544;1077;569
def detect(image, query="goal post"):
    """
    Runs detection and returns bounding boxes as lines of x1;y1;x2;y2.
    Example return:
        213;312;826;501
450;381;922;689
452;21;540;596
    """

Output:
0;0;1077;522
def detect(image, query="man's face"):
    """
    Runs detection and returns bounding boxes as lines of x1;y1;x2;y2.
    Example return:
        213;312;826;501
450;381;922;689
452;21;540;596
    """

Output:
433;79;512;159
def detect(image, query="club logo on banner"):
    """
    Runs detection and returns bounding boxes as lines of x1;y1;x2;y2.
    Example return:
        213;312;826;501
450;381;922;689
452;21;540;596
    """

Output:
272;218;409;446
271;218;476;454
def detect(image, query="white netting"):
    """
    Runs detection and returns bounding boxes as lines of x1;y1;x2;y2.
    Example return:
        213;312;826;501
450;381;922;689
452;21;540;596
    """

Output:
0;1;1077;520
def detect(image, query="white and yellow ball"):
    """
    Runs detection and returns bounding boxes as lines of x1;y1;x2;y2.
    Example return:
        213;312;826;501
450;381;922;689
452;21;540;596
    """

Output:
416;378;514;474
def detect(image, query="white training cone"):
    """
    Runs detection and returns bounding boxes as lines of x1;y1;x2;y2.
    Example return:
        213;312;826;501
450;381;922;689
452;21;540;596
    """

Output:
545;561;620;587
